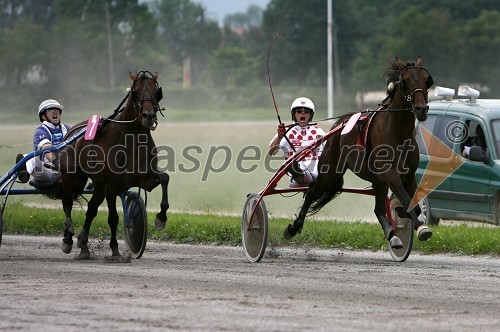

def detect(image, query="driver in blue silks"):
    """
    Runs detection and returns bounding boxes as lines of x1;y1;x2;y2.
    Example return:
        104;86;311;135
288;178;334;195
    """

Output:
16;99;70;186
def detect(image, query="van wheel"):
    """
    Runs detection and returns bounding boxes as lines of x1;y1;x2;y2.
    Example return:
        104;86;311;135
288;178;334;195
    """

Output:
419;197;439;226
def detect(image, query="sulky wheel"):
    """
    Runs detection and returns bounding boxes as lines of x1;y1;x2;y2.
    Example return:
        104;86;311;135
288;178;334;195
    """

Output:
387;195;414;262
241;193;268;263
0;206;3;248
123;191;147;259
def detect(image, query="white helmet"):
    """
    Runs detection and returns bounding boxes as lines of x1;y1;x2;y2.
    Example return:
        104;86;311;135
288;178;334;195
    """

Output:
38;99;63;122
290;97;315;121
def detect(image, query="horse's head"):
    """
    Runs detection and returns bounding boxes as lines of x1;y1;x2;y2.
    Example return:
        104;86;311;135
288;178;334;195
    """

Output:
386;56;433;122
129;71;163;130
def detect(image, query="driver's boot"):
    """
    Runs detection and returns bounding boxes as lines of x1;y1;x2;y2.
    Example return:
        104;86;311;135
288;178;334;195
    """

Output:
15;154;29;183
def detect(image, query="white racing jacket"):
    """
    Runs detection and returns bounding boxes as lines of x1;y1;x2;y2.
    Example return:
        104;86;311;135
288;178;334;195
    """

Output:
269;124;327;182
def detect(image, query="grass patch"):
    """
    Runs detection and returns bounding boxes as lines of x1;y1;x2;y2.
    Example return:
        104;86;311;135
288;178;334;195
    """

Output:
2;203;499;256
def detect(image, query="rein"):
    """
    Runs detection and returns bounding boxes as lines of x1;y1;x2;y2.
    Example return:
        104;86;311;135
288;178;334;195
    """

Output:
312;106;398;124
106;117;136;124
100;71;164;128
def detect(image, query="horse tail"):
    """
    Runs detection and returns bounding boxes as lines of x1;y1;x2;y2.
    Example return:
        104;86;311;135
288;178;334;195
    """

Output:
307;176;344;216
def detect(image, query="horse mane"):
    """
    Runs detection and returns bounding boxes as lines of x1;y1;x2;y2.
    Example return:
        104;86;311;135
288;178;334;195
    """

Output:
382;58;401;85
381;58;414;105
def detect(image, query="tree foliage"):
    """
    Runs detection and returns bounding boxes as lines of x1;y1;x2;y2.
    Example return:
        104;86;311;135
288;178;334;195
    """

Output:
207;47;258;87
1;0;500;114
154;0;222;85
461;10;500;91
262;0;327;86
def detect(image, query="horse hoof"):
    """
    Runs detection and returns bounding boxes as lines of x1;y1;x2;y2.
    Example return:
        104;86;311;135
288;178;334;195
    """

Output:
283;225;293;240
77;250;91;260
417;225;433;241
61;239;73;254
389;236;403;249
153;218;166;231
283;224;298;240
77;230;89;248
105;253;132;263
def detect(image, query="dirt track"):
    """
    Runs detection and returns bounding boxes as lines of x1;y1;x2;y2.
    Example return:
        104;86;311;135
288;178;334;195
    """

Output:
0;235;499;331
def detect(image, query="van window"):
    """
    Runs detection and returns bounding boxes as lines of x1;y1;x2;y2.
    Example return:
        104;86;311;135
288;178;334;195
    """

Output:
462;120;487;157
417;114;459;157
491;119;500;158
433;115;459;150
415;114;438;155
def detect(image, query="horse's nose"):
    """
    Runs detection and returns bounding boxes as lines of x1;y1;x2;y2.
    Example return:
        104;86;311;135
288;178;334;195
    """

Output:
141;110;157;129
414;105;428;121
142;111;157;121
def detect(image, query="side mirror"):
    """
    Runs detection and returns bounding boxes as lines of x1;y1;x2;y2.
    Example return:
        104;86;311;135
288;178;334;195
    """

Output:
468;146;489;164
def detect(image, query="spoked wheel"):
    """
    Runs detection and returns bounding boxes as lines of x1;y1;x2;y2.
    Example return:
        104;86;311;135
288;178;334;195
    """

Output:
387;195;414;262
241;193;268;263
0;206;3;248
123;191;147;259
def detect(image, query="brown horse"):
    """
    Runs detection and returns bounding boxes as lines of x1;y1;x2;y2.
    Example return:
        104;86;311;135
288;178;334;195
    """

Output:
284;57;434;247
59;71;169;259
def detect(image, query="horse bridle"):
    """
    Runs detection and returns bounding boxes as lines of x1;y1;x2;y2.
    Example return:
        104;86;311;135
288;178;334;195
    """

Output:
400;65;431;101
386;65;432;113
130;71;164;123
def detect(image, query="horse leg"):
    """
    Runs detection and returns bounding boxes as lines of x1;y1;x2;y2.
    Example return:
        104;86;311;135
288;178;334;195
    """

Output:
373;184;403;249
402;176;432;241
105;194;121;257
283;171;344;240
394;176;422;218
61;173;76;254
283;185;316;240
77;183;106;259
283;139;346;240
153;172;170;231
386;170;432;241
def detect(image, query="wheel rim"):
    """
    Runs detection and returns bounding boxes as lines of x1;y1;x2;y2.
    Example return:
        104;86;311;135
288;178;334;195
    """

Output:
0;207;3;248
241;194;268;263
388;195;413;262
124;192;147;259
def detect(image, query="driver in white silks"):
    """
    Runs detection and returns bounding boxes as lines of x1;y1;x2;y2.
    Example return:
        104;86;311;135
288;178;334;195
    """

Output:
268;97;326;187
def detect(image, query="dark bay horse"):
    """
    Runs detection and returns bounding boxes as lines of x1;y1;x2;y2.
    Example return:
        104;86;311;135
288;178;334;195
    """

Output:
284;57;434;247
59;71;169;259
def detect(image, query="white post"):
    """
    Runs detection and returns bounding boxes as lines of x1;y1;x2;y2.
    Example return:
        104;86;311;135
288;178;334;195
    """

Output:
327;0;334;118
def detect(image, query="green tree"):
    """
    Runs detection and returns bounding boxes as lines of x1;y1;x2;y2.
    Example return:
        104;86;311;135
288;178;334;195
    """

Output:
52;0;160;90
0;0;54;29
220;5;267;84
380;8;465;90
334;0;399;92
0;19;48;85
154;0;221;85
207;47;258;87
0;18;49;110
0;0;163;111
262;0;327;86
461;10;500;94
223;4;263;30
